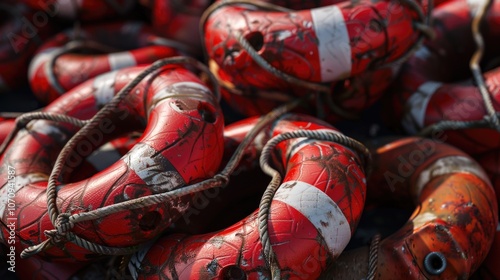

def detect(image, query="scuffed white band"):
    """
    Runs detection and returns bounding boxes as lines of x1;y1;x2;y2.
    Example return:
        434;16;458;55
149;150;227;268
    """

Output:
108;51;137;71
123;143;185;192
93;70;118;107
401;81;442;134
311;5;351;82
415;155;490;197
273;180;351;257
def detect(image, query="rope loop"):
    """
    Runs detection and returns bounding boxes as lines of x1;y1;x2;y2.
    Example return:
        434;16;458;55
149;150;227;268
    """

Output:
20;58;302;258
257;129;371;279
418;0;500;135
200;0;435;120
366;234;381;280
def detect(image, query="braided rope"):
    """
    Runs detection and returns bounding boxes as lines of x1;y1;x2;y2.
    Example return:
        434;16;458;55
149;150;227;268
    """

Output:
20;57;220;258
257;129;371;279
200;0;434;120
366;234;381;280
0;112;88;155
377;0;435;70
46;40;121;94
418;0;499;135
20;57;304;258
469;0;500;130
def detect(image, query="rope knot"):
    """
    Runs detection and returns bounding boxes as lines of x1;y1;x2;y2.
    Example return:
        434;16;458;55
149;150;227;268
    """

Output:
41;213;74;245
44;229;64;244
55;213;74;235
214;174;229;185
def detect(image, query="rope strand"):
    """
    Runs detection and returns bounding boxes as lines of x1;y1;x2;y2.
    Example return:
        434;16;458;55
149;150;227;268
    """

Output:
0;112;88;155
366;234;381;280
257;129;371;279
21;57;303;258
418;0;499;135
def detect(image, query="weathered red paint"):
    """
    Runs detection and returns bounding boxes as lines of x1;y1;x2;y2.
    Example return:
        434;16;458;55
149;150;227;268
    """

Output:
323;137;498;279
0;65;224;262
149;0;347;49
29;21;182;104
131;114;367;279
202;0;446;121
388;0;500;155
203;0;439;89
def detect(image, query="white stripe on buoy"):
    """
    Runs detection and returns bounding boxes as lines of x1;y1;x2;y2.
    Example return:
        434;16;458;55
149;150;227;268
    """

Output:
128;239;156;280
401;81;442;134
273;180;351;257
93;70;118;107
30;121;67;141
28;47;60;80
108;51;137;71
151;82;212;106
414;155;490;197
0;173;48;223
123;143;185;191
311;5;351;82
86;142;123;171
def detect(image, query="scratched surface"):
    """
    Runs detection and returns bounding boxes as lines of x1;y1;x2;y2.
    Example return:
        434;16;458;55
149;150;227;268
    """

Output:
322;137;498;279
29;22;181;104
131;113;366;279
203;0;422;122
388;0;500;155
0;65;224;262
204;0;421;87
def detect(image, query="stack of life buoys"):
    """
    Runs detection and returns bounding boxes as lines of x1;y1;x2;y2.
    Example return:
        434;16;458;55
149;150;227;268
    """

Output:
0;0;498;279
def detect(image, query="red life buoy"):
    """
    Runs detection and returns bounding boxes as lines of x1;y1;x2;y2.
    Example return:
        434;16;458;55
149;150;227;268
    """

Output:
129;113;368;279
202;0;440;91
0;2;56;91
202;0;445;121
0;63;224;262
388;0;500;155
324;137;498;279
18;0;135;21
29;21;184;104
0;115;139;182
148;0;346;48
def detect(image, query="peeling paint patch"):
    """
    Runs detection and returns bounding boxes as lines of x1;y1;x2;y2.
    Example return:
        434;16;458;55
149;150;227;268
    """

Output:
124;143;185;191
